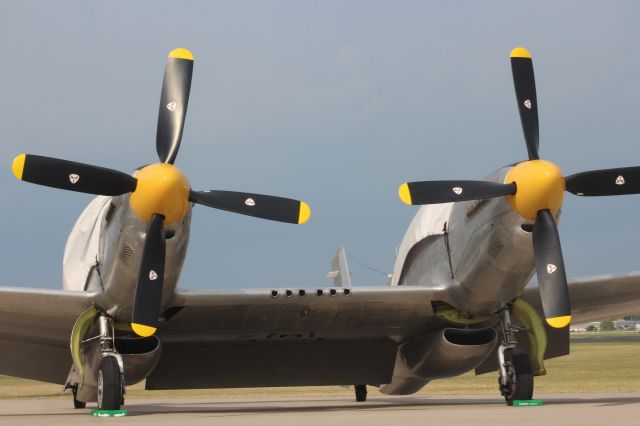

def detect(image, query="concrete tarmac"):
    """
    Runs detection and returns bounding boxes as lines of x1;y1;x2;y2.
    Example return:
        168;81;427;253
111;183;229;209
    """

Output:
1;394;639;425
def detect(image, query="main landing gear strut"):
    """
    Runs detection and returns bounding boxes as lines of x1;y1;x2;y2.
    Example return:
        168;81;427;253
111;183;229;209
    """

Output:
497;305;533;406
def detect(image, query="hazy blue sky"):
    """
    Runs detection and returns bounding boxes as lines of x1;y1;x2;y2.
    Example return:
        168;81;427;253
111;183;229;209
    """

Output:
1;1;639;290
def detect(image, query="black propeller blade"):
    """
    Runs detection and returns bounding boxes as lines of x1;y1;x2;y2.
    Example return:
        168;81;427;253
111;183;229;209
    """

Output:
156;48;194;165
190;190;311;224
565;166;640;196
131;214;166;337
399;181;516;205
12;154;137;196
511;47;539;160
532;209;571;327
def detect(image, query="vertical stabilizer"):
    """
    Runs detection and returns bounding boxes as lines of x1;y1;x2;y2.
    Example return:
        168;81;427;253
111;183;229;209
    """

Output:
326;246;352;288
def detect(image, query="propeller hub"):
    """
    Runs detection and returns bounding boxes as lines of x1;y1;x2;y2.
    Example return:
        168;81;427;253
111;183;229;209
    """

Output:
129;163;190;225
504;160;565;220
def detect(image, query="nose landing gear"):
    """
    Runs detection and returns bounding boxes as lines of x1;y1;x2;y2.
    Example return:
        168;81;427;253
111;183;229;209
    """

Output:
497;305;533;405
499;348;533;405
96;314;125;410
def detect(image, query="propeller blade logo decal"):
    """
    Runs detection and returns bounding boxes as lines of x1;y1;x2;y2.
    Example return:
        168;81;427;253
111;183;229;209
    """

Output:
546;264;557;274
524;99;532;109
244;198;256;207
69;174;80;184
616;175;626;185
149;270;158;281
166;102;177;112
452;187;463;195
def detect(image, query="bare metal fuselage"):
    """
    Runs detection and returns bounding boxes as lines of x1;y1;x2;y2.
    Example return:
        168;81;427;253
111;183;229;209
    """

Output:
393;166;540;313
63;194;192;324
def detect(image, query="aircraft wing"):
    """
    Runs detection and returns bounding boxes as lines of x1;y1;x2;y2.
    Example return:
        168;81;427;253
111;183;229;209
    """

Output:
477;272;640;376
0;287;97;384
147;286;442;390
522;272;640;324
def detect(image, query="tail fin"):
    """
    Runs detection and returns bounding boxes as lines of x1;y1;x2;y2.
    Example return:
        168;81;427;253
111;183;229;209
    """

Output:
326;246;352;288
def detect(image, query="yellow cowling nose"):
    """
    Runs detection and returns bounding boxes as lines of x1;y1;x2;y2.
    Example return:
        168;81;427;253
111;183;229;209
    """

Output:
504;160;565;220
129;163;190;225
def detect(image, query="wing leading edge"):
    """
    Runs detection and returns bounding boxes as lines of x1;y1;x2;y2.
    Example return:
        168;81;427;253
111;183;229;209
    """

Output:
477;272;640;376
522;272;640;324
0;287;97;384
3;273;636;389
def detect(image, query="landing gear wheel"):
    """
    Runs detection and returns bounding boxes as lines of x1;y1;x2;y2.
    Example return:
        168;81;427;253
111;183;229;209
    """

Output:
97;356;122;410
354;384;367;402
500;349;533;406
72;385;86;409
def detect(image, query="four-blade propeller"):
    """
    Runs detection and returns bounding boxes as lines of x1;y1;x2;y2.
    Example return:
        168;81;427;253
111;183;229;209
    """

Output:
12;48;311;337
398;47;640;328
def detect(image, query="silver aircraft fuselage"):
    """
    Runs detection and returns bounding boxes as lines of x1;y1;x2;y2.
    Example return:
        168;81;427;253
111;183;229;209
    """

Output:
63;193;193;323
392;166;546;314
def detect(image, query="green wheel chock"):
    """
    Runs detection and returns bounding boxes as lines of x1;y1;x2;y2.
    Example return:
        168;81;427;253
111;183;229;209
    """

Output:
90;409;128;417
513;399;544;407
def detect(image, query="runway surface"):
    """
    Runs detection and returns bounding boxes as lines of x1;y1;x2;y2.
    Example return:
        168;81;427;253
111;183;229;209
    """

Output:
2;394;640;425
571;335;640;343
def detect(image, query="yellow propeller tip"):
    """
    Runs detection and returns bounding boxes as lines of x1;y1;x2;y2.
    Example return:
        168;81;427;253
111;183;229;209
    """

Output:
169;48;194;61
510;47;531;59
131;323;157;337
398;183;413;205
12;154;26;180
298;201;311;224
546;315;571;328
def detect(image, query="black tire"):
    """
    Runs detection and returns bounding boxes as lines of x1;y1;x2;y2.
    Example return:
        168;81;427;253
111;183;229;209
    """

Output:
501;349;533;406
72;386;86;409
354;384;367;402
97;356;122;410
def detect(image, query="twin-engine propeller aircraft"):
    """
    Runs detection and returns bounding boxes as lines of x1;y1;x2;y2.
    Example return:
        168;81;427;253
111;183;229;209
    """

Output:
2;48;311;409
1;47;640;411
